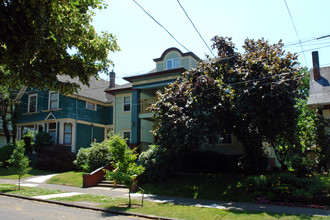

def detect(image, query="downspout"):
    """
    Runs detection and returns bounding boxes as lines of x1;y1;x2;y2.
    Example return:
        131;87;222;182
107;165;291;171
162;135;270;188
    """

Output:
91;124;94;143
75;96;78;153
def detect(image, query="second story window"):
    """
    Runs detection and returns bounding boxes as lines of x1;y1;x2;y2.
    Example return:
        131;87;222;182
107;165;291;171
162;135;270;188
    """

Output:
166;58;179;70
28;94;37;113
123;96;131;112
86;102;97;111
49;92;59;110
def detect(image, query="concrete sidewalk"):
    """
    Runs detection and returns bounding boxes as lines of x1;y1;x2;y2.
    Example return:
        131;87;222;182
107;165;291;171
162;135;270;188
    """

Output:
0;176;329;217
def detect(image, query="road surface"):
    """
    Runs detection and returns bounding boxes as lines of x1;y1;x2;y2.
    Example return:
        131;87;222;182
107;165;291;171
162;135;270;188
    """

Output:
0;195;140;220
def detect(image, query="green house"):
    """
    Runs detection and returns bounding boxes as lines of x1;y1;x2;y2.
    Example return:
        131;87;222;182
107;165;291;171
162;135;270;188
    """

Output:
105;47;245;154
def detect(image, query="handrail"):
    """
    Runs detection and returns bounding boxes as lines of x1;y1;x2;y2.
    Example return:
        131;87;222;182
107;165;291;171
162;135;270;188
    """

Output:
140;97;157;113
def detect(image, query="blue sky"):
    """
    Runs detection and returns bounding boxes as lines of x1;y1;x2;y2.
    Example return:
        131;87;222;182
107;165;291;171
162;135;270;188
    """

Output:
93;0;330;84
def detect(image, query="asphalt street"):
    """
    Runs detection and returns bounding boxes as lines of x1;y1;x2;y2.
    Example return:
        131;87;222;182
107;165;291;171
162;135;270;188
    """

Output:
0;196;141;220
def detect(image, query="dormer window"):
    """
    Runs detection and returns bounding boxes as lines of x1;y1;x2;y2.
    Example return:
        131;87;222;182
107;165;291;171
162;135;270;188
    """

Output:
166;58;179;70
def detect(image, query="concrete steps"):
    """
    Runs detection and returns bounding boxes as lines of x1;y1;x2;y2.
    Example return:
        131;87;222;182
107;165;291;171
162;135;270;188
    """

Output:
96;180;126;188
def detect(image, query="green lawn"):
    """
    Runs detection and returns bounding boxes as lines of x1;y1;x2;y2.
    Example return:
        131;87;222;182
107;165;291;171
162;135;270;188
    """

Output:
46;171;84;187
51;193;324;220
140;173;253;202
0;184;64;197
0;168;54;179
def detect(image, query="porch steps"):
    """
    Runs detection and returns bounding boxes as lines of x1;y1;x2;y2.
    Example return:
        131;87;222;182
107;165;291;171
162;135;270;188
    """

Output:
96;180;126;188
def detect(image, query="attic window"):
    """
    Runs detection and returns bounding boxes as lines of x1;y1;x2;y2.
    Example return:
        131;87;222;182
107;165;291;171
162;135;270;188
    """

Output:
166;58;179;70
86;102;97;111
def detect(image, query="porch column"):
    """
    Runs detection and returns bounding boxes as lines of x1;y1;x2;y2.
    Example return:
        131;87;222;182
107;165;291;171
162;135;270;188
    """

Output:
131;89;140;146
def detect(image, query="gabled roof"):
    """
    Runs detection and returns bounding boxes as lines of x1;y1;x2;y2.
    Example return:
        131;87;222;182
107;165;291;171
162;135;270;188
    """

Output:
308;66;330;106
153;47;200;62
56;75;114;104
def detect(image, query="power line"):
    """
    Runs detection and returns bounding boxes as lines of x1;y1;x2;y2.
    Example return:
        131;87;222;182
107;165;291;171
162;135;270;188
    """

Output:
176;0;215;57
283;0;307;65
132;0;190;53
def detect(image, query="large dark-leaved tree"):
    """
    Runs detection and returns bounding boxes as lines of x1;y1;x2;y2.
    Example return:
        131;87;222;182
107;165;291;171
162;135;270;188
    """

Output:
151;36;301;173
0;0;119;94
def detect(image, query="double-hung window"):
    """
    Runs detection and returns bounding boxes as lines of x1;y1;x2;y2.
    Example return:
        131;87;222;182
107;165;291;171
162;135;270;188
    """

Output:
48;122;56;144
123;131;131;143
49;92;59;110
28;94;37;113
123;96;131;112
63;123;72;145
166;58;179;70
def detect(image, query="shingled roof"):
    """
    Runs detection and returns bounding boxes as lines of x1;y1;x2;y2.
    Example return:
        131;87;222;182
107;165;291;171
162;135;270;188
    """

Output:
57;75;114;104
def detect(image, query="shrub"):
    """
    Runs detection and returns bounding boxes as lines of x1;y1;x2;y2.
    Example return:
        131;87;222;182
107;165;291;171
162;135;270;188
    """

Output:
34;131;53;153
0;143;16;167
244;173;330;205
74;140;113;172
138;145;177;183
181;151;241;173
34;145;76;172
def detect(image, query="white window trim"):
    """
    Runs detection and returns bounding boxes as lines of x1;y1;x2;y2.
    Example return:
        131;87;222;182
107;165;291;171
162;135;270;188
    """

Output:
48;91;59;110
86;101;97;111
122;130;131;143
123;96;131;112
63;122;72;145
28;94;37;113
166;58;179;70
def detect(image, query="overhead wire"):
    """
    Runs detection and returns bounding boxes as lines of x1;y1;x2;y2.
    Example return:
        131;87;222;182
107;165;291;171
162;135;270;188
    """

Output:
176;0;215;57
132;0;190;52
283;0;308;65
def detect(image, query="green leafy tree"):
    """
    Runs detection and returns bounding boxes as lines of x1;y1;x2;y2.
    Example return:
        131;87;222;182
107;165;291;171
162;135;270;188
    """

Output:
104;134;144;207
0;78;20;143
0;0;119;94
152;36;301;173
7;141;31;189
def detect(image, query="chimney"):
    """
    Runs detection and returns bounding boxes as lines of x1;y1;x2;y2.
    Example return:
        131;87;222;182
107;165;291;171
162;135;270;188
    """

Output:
312;51;321;81
109;70;115;88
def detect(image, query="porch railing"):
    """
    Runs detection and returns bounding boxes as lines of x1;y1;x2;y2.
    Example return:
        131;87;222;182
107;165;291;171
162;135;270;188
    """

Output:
140;97;157;114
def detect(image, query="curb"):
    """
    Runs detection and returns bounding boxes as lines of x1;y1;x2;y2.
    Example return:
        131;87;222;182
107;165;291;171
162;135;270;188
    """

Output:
0;193;177;220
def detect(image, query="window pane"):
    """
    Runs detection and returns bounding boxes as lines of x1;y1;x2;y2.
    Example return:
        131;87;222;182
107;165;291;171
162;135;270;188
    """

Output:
50;101;57;109
64;123;72;133
173;58;179;68
64;134;72;145
123;132;130;142
166;60;172;69
50;93;57;101
29;96;36;112
49;123;56;130
86;102;96;110
123;96;130;111
49;131;56;143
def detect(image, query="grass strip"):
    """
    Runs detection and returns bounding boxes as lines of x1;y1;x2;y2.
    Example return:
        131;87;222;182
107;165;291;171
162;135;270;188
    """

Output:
0;168;54;180
0;184;65;197
51;194;323;220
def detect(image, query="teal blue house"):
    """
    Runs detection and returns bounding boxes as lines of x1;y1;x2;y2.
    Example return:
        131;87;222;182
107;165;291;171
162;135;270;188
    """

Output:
16;76;114;153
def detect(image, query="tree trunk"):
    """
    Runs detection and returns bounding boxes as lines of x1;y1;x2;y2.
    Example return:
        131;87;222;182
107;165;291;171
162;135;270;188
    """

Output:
10;103;17;144
128;188;131;208
1;116;11;144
